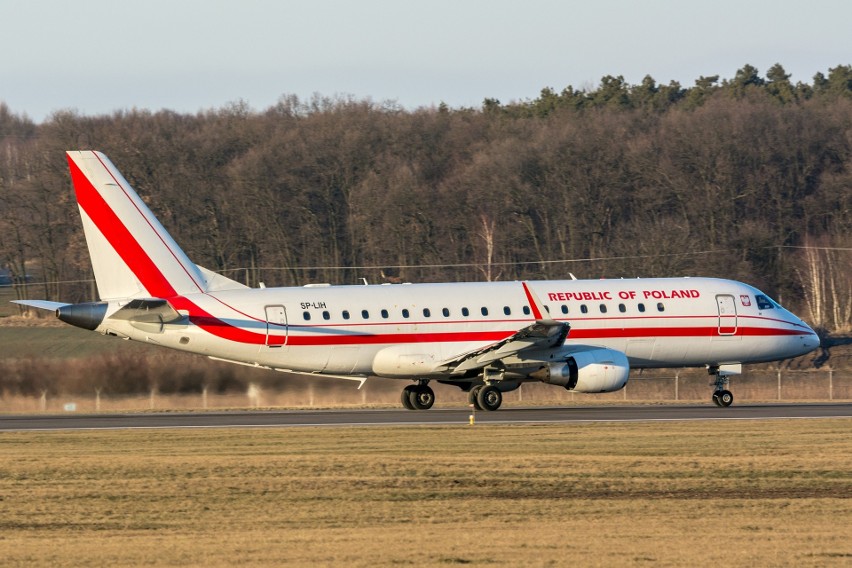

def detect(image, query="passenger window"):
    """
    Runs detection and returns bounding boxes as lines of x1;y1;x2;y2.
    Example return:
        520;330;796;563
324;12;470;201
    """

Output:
481;307;489;316
361;309;369;319
543;305;549;314
657;303;665;312
303;311;311;321
523;306;531;315
561;305;568;314
599;304;607;314
442;307;450;317
503;306;511;316
638;303;645;313
322;311;330;320
462;307;470;317
580;305;588;314
342;310;350;320
402;308;410;318
755;295;774;310
618;304;626;313
381;309;389;319
423;308;431;317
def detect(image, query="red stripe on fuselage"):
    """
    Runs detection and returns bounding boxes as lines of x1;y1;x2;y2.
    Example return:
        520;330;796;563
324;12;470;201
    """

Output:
170;290;811;348
180;319;806;348
281;326;805;346
167;296;281;345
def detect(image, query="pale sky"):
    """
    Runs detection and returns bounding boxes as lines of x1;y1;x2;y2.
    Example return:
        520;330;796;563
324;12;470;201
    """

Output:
2;0;850;122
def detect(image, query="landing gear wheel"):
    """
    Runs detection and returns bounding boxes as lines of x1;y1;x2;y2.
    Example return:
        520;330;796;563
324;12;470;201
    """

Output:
409;385;435;410
401;385;416;410
709;366;734;408
476;385;502;411
469;385;484;410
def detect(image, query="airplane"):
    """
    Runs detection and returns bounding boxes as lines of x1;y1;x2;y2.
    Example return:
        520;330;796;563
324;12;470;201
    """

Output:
13;151;821;411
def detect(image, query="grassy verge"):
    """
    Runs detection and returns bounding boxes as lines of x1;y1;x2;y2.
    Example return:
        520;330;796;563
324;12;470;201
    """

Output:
1;420;851;566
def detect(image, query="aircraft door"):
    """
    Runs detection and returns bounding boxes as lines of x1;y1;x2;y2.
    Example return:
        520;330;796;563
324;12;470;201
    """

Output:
716;295;737;335
264;305;288;347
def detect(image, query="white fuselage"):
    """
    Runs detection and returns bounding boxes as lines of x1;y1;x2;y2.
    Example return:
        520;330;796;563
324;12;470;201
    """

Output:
97;277;819;380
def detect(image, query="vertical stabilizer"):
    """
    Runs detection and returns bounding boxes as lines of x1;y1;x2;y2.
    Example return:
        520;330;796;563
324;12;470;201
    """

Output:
67;151;207;300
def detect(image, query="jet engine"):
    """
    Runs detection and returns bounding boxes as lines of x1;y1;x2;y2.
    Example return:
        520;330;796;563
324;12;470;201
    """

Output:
531;348;630;392
56;302;108;331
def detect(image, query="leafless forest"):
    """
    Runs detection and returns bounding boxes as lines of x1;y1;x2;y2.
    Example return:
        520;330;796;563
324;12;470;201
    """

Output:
2;64;851;332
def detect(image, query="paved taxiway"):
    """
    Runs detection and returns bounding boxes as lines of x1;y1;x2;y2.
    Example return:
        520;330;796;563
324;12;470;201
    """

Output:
1;403;851;431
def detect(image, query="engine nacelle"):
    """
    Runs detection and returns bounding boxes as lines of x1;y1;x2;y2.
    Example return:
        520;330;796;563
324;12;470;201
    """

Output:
533;348;630;393
57;301;108;331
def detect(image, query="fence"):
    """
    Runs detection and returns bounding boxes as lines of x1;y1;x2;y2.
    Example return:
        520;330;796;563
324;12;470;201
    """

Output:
601;369;851;402
1;369;849;413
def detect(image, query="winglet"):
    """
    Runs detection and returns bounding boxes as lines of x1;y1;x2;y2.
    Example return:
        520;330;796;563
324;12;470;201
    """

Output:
522;281;556;323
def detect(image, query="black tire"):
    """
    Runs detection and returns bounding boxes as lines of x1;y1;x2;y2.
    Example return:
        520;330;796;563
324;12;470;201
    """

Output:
401;386;416;410
410;385;435;410
718;389;734;407
712;391;722;407
469;385;484;410
476;385;502;411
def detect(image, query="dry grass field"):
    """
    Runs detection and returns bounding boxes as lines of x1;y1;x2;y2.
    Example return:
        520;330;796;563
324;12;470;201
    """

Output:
1;420;851;567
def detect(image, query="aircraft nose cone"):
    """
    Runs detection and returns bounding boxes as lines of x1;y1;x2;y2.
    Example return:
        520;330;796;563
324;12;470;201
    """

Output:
795;320;821;355
804;330;821;351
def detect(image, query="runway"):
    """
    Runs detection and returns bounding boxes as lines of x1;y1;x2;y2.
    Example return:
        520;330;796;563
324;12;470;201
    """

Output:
2;403;851;431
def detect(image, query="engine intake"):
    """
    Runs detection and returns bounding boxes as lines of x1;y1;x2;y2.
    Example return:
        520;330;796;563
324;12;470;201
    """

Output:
532;348;630;393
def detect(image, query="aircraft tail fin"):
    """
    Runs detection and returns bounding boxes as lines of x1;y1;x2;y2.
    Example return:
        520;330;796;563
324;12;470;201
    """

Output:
66;151;244;300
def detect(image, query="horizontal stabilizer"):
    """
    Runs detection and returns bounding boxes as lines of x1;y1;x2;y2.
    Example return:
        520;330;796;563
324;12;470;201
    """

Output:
11;299;70;312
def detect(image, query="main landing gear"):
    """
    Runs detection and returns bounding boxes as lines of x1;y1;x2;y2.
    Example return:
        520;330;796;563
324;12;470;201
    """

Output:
399;381;506;411
468;384;503;411
401;381;435;410
709;366;734;407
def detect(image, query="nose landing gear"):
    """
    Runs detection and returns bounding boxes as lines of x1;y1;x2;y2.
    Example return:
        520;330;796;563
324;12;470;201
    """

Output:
708;365;739;407
712;389;734;407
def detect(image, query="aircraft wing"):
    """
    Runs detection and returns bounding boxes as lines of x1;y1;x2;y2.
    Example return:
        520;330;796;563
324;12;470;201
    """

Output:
435;318;570;375
433;282;570;375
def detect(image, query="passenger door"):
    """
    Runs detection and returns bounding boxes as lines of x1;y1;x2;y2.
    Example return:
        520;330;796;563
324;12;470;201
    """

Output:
264;305;288;347
716;295;737;335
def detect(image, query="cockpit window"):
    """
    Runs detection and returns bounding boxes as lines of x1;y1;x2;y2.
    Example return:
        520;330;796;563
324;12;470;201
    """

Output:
755;295;775;310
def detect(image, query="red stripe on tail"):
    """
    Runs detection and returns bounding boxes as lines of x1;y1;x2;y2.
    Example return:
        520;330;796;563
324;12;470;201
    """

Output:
68;154;177;298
